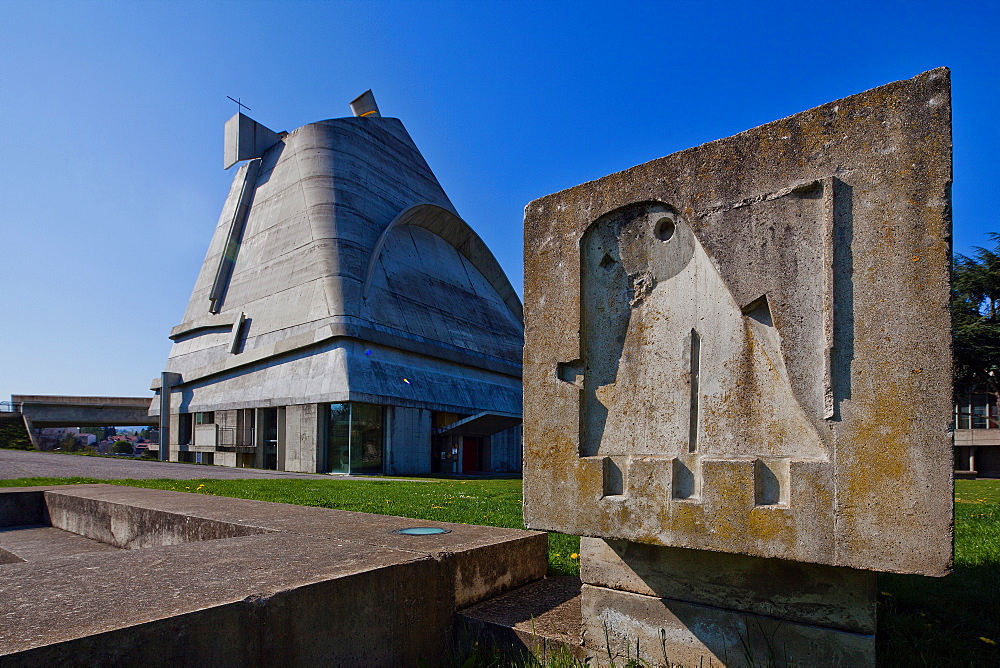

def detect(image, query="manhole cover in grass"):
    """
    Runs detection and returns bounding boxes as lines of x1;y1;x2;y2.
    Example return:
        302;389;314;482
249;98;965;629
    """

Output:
394;527;451;536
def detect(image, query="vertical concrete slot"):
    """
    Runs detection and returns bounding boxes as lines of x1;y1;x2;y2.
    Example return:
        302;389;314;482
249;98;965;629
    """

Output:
602;457;625;497
754;458;789;506
671;458;697;500
688;328;701;453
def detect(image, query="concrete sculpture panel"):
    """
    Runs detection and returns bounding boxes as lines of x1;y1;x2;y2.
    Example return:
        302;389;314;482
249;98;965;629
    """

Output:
523;68;953;576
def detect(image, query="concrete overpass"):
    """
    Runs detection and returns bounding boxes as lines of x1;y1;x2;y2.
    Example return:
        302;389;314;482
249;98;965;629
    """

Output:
7;395;156;447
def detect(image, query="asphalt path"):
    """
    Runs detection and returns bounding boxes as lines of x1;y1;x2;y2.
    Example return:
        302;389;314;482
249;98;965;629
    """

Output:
0;448;370;481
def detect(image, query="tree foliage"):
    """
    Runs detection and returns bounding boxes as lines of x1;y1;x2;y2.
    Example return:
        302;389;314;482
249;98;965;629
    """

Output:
59;432;82;452
0;419;33;450
953;233;1000;393
111;440;134;454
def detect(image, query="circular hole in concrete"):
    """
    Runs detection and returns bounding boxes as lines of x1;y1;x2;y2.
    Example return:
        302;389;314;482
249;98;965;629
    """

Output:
654;216;676;241
394;527;451;535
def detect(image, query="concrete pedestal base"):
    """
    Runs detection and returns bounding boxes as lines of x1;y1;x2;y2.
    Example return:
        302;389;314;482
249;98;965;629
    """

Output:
581;538;876;667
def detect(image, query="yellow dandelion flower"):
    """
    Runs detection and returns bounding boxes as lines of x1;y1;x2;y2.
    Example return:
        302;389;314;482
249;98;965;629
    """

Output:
570;553;579;560
980;637;996;645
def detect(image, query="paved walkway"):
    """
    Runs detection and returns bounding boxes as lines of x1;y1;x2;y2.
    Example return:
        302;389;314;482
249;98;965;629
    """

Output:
0;448;365;481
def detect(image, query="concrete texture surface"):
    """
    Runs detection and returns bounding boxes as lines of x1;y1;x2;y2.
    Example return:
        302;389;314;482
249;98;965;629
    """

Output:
154;114;523;417
0;484;547;665
522;68;953;577
458;577;587;662
11;395;156;431
581;538;875;634
582;584;875;667
153;107;525;476
0;524;120;562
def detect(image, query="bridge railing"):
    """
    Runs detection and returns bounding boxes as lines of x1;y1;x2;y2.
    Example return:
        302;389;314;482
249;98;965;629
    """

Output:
0;401;22;414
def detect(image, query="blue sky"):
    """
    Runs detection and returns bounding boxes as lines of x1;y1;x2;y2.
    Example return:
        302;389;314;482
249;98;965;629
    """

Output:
1;0;997;399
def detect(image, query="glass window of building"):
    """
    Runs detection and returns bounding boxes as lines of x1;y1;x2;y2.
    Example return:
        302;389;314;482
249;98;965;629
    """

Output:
325;403;384;475
327;403;351;474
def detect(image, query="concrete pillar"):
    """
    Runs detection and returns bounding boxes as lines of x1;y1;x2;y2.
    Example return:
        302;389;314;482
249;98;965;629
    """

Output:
158;373;182;462
254;409;265;470
21;414;40;449
283;404;320;473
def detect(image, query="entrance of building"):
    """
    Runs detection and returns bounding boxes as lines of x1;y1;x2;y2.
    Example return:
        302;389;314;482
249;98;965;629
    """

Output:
462;436;485;473
258;407;278;470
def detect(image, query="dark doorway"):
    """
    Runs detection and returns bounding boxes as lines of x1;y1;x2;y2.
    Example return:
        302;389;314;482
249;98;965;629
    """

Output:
462;436;483;473
259;408;278;470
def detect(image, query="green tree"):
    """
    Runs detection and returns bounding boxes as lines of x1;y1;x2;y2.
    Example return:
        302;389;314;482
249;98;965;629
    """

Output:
0;418;33;450
111;440;134;454
59;432;82;452
953;232;1000;396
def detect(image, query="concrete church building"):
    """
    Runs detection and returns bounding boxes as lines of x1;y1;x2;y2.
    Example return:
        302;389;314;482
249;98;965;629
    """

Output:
150;92;524;475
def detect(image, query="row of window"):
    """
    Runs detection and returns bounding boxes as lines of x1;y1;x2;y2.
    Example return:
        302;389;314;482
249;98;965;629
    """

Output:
955;394;999;430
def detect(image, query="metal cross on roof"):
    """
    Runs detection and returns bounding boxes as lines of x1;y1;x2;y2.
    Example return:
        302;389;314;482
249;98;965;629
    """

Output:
226;96;251;114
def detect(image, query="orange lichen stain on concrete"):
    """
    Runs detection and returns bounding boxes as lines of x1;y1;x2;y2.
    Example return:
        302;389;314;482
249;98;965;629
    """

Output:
747;506;796;551
667;498;706;537
842;380;913;529
705;464;757;544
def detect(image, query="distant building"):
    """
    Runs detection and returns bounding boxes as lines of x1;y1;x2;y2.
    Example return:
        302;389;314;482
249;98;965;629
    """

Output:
31;427;94;450
954;392;1000;478
150;93;523;475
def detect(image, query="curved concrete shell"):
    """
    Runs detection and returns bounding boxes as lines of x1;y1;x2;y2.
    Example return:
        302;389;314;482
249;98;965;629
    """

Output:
152;111;523;475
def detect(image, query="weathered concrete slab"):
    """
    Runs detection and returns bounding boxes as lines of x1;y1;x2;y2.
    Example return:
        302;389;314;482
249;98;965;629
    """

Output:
582;584;875;667
35;484;547;607
458;576;586;662
523;68;953;577
0;484;547;665
0;525;120;562
581;538;876;634
2;533;447;666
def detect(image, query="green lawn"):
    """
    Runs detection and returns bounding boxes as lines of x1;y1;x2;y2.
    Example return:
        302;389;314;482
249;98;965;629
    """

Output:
2;476;997;665
877;479;1000;666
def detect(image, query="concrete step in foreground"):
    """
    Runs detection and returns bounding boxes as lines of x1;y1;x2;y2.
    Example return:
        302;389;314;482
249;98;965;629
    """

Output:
459;576;590;662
